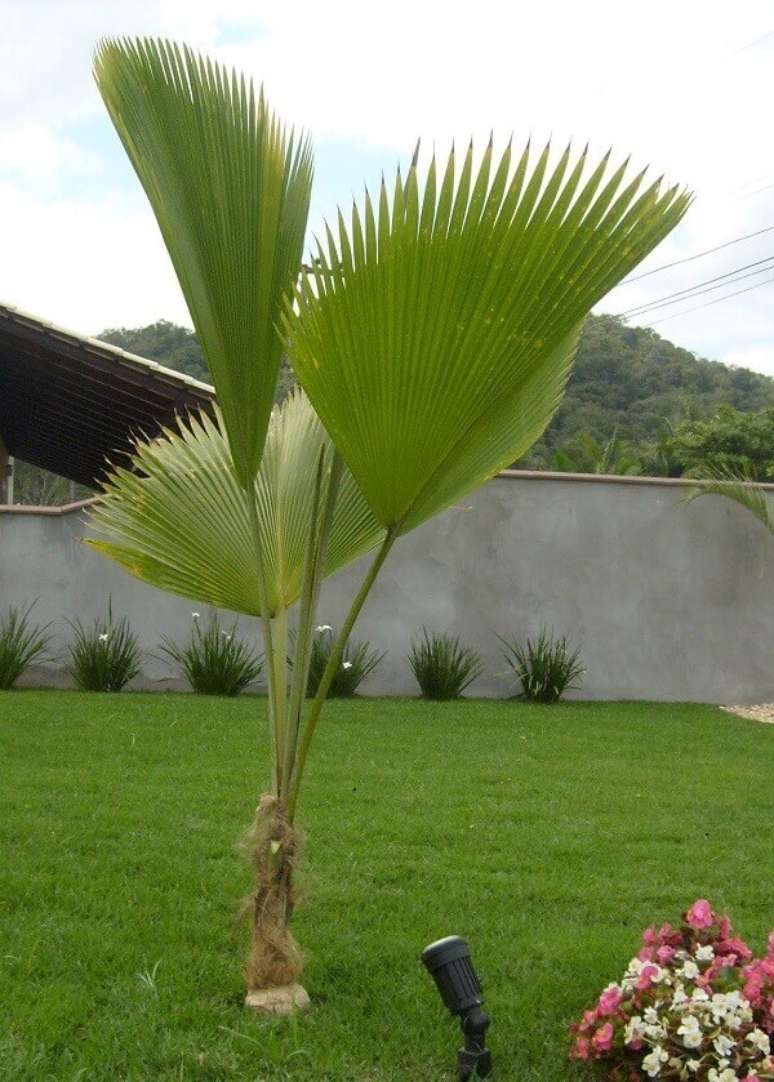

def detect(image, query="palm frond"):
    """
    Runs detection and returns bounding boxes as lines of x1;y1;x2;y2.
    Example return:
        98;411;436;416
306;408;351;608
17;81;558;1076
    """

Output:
86;391;385;616
94;37;313;487
285;141;690;533
682;466;774;534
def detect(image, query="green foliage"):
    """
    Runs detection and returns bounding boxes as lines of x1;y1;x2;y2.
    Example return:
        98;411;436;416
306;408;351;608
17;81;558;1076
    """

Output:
66;604;142;692
550;429;642;475
408;628;484;700
304;626;384;698
500;629;584;703
682;465;774;535
94;38;313;489
160;613;262;696
523;315;774;474
287;145;690;534
661;404;774;480
0;603;51;690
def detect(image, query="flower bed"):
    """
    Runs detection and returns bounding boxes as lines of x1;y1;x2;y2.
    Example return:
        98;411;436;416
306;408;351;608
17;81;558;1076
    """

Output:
570;900;774;1080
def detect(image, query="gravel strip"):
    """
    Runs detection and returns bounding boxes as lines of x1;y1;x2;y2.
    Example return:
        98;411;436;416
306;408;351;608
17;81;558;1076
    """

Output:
721;703;774;724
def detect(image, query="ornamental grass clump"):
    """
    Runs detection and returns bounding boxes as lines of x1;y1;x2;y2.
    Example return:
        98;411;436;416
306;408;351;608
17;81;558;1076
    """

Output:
408;628;484;700
305;625;383;698
0;602;52;690
500;628;584;702
569;899;774;1080
161;612;263;696
66;604;142;692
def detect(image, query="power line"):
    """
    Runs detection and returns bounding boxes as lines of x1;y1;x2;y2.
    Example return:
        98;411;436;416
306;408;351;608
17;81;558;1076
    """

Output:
617;224;774;285
618;254;774;318
644;275;774;327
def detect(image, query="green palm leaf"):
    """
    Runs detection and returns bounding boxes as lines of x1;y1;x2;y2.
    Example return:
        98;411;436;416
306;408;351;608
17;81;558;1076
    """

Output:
86;392;385;617
683;466;774;534
93;37;313;488
285;142;691;533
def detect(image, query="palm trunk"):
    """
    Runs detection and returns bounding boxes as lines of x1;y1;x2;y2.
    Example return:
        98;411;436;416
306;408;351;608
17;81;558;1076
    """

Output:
242;794;304;994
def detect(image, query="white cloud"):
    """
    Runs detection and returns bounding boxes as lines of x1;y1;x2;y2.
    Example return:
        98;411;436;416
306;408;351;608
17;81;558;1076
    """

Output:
1;0;774;368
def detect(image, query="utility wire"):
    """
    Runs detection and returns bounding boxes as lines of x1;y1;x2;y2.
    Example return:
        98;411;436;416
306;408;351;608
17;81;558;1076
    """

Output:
618;254;774;318
644;275;774;327
617;224;774;285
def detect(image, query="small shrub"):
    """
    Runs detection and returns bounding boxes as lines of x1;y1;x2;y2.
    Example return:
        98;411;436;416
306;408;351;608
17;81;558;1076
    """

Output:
160;612;262;696
306;625;384;698
67;603;142;692
408;628;483;700
0;602;52;690
499;628;584;703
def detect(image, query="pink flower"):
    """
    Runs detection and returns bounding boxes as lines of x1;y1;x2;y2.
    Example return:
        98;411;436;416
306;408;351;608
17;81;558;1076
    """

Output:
636;964;660;991
685;899;714;930
592;1022;614;1054
718;937;752;961
578;1008;599;1032
656;945;676;965
597;985;623;1016
638;946;655;962
571;1037;590;1061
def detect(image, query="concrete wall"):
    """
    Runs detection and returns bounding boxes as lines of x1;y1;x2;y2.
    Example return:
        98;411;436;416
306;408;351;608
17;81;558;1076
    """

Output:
2;472;773;703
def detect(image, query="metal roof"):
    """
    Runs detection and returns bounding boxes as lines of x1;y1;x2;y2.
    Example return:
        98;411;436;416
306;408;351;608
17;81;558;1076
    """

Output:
0;300;215;488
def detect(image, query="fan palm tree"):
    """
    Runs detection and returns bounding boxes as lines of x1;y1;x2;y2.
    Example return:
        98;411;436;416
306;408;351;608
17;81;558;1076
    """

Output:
91;36;690;1006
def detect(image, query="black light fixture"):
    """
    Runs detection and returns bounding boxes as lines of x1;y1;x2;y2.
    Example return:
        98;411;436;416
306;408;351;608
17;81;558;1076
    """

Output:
421;935;492;1079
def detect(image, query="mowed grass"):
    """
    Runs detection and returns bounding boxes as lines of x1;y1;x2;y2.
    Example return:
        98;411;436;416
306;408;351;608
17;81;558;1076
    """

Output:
2;691;773;1081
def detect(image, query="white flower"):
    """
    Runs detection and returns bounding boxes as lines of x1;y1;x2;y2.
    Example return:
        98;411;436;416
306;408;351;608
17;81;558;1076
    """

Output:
692;988;709;1003
687;1061;701;1074
747;1028;771;1054
315;624;332;633
696;945;715;962
682;960;700;980
192;612;200;620
98;632;109;642
708;1070;738;1082
714;1034;734;1058
644;1007;660;1024
342;661;353;670
643;1046;669;1077
678;1015;704;1049
624;1016;645;1045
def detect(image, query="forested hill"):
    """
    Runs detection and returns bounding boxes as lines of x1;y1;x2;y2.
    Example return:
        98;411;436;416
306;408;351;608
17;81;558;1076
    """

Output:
97;314;774;467
522;315;774;468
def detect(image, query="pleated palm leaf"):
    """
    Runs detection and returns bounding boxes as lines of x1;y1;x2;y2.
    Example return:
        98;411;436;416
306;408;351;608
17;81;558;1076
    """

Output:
94;37;313;490
88;393;384;619
283;143;691;813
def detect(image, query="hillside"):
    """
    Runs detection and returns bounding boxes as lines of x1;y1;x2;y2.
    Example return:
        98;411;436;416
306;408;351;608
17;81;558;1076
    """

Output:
98;314;774;469
520;315;774;469
9;314;774;505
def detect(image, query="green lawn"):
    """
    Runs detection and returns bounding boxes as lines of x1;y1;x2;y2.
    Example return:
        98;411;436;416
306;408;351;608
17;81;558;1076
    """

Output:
2;691;773;1081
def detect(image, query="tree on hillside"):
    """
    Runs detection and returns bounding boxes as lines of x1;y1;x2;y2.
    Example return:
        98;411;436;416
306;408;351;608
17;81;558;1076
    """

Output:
663;405;774;480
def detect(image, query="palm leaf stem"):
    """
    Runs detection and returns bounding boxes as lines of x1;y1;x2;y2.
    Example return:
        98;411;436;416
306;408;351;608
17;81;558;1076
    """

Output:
244;482;282;793
287;526;397;820
282;449;343;794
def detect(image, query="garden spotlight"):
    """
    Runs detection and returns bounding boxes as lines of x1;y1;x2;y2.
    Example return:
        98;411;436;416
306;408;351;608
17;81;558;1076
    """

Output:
421;935;492;1079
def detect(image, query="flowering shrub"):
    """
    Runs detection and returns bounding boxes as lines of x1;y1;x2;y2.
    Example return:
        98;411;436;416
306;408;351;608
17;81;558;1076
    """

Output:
570;900;774;1080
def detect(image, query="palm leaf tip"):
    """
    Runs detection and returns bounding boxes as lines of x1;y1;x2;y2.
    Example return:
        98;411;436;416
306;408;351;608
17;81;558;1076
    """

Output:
93;36;314;489
285;139;691;534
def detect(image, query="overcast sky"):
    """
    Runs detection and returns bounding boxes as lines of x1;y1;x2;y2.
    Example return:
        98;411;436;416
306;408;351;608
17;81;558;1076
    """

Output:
2;1;774;373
